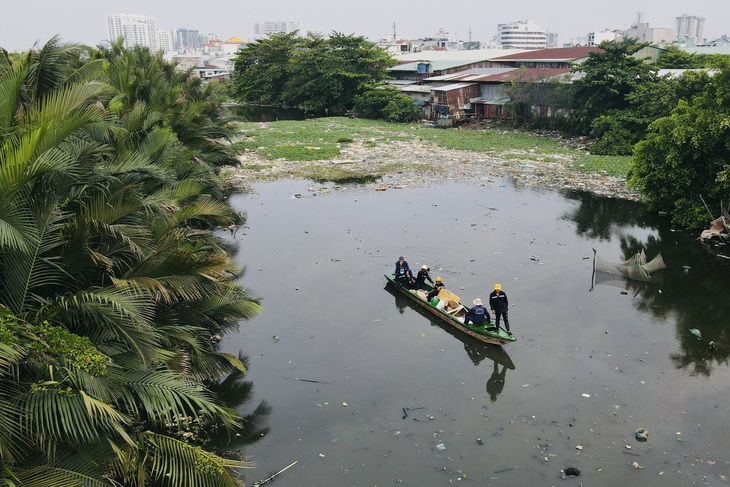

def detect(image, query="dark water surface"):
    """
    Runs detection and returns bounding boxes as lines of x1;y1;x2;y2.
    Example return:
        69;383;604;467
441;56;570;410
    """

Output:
222;179;730;486
230;105;306;122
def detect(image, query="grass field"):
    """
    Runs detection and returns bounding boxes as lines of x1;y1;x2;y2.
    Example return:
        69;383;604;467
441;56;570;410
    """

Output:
233;117;633;178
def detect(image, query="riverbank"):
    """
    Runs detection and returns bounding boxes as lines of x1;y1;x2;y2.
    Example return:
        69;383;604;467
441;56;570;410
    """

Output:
223;118;641;200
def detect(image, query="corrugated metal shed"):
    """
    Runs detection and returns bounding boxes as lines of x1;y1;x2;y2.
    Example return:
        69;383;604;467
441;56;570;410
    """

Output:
431;82;476;92
492;46;602;62
424;68;570;83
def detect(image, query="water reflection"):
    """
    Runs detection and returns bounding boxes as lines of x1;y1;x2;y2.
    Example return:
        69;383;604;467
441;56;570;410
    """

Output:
385;285;515;400
486;361;508;402
207;359;271;457
563;190;657;240
228;104;306;122
566;191;730;376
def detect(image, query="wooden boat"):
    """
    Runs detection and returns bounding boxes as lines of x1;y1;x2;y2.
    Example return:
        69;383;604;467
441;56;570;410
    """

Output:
385;274;516;346
384;284;516;369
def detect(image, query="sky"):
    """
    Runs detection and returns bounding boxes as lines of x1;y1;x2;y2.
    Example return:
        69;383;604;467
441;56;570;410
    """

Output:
1;0;727;52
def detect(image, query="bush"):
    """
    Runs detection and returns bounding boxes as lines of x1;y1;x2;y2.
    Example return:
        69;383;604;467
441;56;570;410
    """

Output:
354;86;422;123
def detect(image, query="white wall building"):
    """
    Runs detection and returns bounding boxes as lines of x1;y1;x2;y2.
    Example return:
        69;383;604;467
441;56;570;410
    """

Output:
253;21;300;39
496;20;547;49
106;13;158;51
587;30;621;46
624;12;673;46
157;30;175;53
675;14;705;44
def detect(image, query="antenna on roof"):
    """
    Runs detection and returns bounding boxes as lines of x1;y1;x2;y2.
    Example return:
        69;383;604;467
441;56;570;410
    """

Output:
393;22;397;42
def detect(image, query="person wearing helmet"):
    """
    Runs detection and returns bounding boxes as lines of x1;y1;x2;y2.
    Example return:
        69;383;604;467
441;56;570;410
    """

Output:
414;264;434;290
426;276;445;302
489;283;511;335
464;298;491;327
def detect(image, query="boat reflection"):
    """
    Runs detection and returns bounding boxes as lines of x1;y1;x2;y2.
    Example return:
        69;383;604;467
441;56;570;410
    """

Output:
385;285;515;401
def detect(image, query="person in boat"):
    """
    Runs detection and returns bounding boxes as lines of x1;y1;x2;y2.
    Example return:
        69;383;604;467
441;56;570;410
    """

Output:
394;256;413;287
414;264;434;290
464;298;491;326
489;283;512;335
427;276;445;302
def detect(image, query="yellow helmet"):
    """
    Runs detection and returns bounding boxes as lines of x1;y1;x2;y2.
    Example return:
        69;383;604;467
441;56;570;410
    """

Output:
435;276;442;282
494;283;501;290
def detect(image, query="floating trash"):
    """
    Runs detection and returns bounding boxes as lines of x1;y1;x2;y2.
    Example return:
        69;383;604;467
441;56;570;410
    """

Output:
435;443;446;451
635;428;648;442
689;328;702;340
564;467;580;477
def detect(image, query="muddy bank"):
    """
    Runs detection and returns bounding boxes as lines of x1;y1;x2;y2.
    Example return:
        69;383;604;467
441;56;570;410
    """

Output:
223;137;641;200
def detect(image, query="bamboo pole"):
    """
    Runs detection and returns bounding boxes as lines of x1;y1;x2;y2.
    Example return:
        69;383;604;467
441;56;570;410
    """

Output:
253;461;298;487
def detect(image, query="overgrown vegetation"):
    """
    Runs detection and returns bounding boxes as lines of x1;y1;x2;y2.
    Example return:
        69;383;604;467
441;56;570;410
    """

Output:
0;37;261;486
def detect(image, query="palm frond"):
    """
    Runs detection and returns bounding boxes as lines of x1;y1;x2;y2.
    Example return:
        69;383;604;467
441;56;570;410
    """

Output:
141;432;251;487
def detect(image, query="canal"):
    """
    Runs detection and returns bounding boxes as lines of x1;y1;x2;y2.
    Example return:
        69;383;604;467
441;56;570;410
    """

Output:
221;178;730;486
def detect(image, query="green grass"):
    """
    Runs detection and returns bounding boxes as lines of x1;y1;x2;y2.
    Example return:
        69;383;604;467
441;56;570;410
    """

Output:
573;154;632;177
410;127;573;154
234;117;630;179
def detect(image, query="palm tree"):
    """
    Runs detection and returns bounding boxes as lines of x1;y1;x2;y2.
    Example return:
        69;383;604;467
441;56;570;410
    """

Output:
1;37;260;486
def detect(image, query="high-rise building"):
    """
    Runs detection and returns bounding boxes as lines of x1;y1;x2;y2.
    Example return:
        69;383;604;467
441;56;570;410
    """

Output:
175;28;202;50
496;20;547;49
157;30;175;52
253;21;300;39
106;13;158;51
675;14;705;44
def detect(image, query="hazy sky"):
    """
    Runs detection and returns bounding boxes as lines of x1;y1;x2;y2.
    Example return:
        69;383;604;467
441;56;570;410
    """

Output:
1;0;727;52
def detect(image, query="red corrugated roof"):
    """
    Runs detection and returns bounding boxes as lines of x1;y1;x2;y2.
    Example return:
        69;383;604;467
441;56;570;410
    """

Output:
427;68;570;83
492;46;602;61
485;68;570;82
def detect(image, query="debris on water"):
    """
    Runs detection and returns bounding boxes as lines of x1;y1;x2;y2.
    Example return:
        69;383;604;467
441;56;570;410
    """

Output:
342;402;348;407
709;341;716;351
625;444;631;450
689;328;702;340
575;445;583;451
631;461;644;469
564;467;580;477
581;393;591;398
273;336;279;342
476;438;484;445
620;290;628;295
436;443;446;451
635;428;648;441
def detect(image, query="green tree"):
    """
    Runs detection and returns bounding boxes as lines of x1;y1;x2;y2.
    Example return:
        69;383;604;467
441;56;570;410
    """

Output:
588;72;707;155
570;39;657;135
1;37;261;486
233;32;395;115
629;61;730;228
232;32;303;105
655;45;726;68
353;85;422;122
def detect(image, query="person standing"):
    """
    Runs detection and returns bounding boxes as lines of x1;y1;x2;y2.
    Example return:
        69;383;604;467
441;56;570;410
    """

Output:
414;265;434;290
395;256;412;287
464;298;491;326
489;283;511;335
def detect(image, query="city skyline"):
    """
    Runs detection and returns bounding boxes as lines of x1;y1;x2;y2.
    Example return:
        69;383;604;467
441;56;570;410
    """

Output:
1;0;727;52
